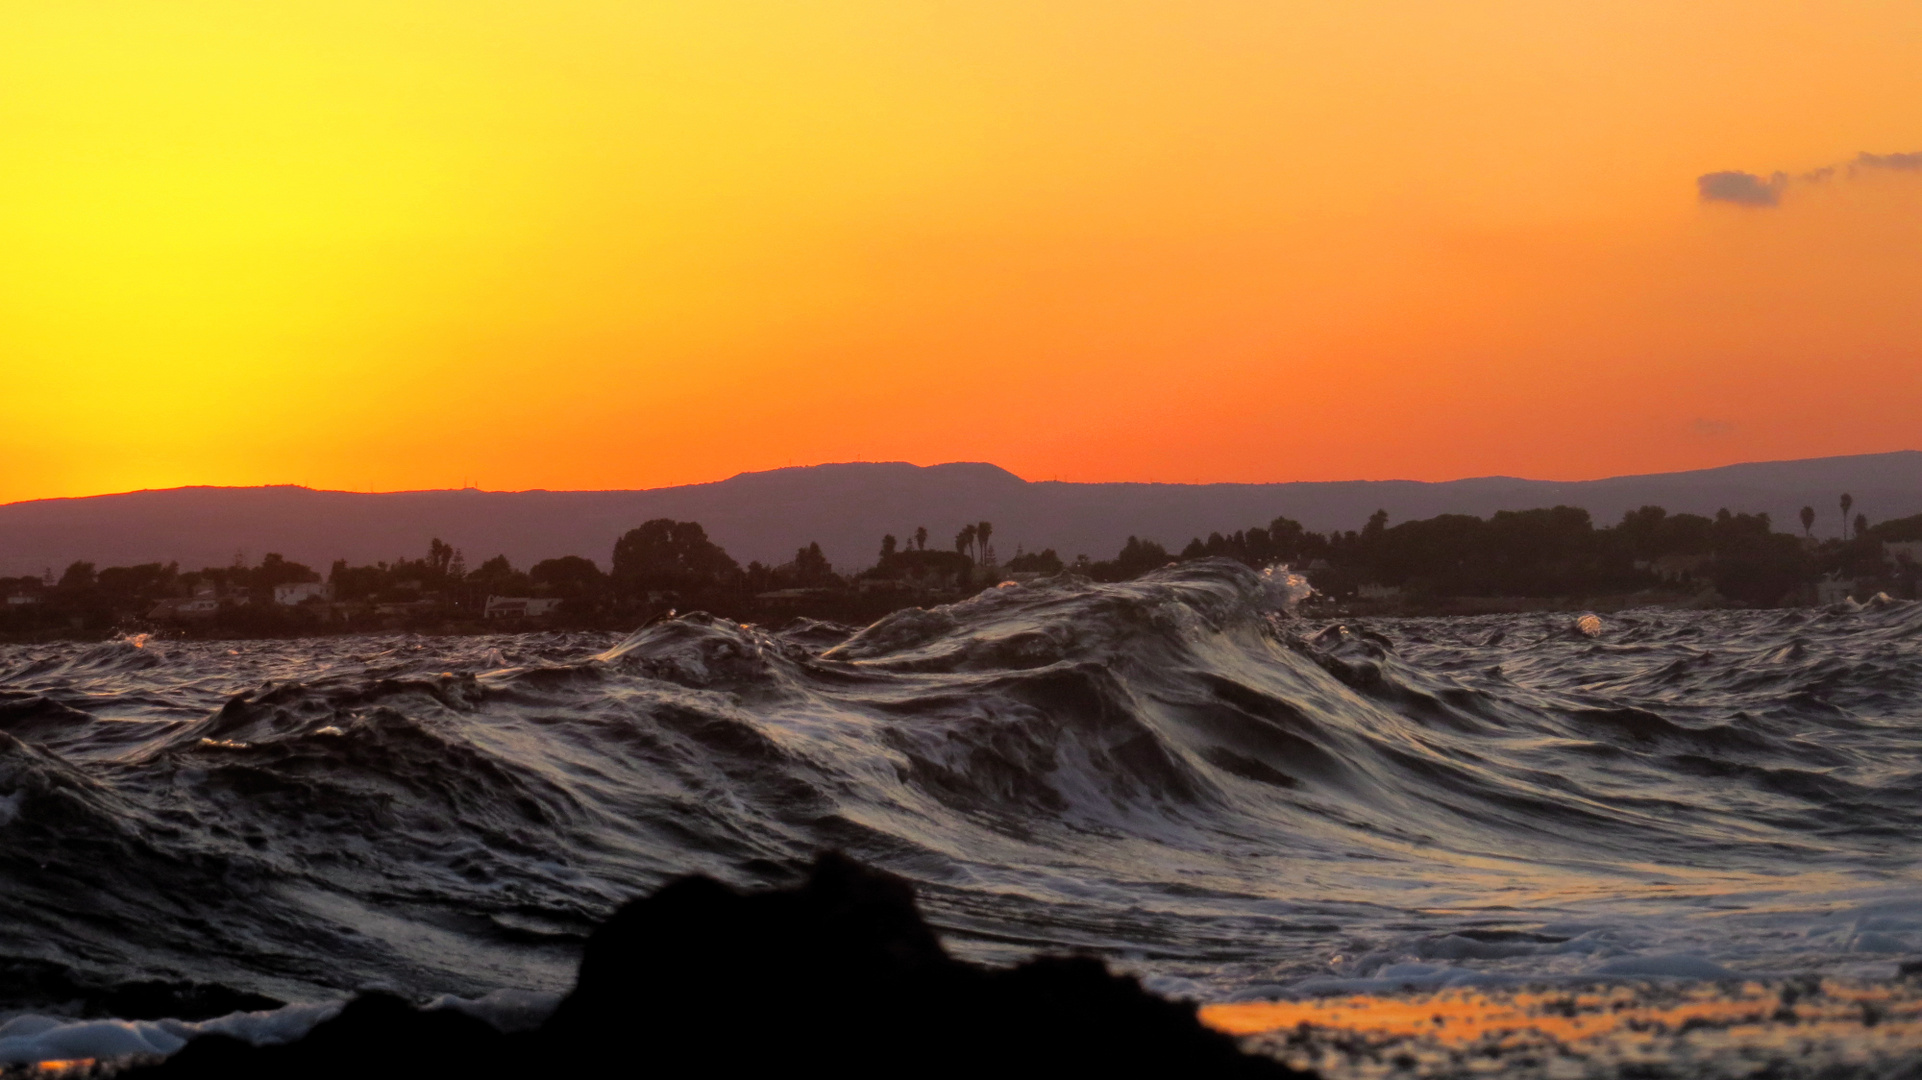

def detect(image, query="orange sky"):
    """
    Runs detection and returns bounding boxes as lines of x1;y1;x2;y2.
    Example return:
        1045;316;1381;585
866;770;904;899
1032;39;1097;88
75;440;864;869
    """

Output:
2;1;1918;504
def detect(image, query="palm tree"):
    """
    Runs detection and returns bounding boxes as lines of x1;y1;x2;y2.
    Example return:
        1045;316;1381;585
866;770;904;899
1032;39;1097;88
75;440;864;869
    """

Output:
1840;493;1854;539
955;524;978;560
1799;506;1815;537
976;521;993;566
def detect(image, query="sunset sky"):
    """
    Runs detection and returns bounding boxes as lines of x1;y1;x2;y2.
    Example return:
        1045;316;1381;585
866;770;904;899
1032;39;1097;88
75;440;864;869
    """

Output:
3;1;1919;504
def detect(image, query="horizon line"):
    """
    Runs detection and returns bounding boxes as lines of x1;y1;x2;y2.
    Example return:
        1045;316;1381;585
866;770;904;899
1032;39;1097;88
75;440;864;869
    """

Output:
5;448;1919;509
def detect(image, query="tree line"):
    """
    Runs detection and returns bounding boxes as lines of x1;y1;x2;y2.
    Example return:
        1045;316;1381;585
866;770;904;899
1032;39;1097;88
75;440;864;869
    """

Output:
4;501;1918;639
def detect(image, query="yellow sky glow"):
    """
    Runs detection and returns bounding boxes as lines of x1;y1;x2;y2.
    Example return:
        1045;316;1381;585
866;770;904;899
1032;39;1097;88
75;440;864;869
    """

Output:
3;1;1919;502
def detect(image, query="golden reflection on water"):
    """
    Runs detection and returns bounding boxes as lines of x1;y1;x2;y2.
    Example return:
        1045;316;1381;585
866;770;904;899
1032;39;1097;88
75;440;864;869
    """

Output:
1202;981;1922;1078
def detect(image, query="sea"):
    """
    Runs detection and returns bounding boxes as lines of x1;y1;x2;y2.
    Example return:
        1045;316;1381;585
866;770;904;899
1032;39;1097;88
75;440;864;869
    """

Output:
2;560;1919;1070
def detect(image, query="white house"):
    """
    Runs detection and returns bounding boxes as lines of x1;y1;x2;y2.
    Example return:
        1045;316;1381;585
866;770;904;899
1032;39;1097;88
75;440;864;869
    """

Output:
1886;540;1922;565
274;582;330;606
485;596;562;619
148;597;219;620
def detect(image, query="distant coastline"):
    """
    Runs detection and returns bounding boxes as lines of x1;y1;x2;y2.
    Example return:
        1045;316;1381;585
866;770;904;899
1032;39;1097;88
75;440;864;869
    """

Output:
5;452;1920;581
4;499;1917;644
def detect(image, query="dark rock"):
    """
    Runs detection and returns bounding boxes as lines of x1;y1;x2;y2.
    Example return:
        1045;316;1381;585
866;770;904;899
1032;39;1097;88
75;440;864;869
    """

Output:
131;852;1305;1078
144;993;514;1078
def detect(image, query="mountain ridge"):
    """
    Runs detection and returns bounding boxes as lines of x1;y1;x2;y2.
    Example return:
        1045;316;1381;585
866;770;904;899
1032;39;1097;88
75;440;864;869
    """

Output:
3;452;1917;577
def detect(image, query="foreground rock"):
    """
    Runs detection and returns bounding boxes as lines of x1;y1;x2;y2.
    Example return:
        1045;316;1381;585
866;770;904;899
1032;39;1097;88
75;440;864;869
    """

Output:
129;853;1304;1078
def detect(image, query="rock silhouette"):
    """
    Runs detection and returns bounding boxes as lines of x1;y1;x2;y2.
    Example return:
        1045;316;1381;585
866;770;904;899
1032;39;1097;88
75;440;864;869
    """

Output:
131;853;1302;1079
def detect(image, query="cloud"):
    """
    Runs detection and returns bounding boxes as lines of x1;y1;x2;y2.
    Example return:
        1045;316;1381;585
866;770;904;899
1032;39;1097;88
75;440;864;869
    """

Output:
1697;170;1786;206
1700;149;1922;207
1856;150;1922;171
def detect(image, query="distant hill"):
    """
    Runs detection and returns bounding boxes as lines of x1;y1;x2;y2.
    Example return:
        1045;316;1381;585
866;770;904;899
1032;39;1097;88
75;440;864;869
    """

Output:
2;452;1918;578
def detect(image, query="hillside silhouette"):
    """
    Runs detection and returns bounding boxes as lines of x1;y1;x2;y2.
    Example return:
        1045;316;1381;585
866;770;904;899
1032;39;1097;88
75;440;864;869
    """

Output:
1;452;1919;577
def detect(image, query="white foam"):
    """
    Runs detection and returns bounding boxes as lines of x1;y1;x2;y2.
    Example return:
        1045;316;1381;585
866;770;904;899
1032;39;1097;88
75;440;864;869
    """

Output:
0;1016;186;1064
0;1001;341;1066
0;989;564;1067
424;988;561;1033
1259;565;1314;613
179;1001;343;1045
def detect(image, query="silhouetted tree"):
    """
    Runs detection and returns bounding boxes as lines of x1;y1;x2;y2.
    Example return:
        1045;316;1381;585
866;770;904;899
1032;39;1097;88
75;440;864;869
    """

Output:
1841;493;1854;538
1709;508;1810;605
955;524;978;560
612;519;740;595
1112;537;1171;579
863;546;972;587
880;534;898;560
1869;513;1922;542
328;560;380;601
95;563;177;607
531;556;607;601
1006;548;1063;573
468;555;532;598
790;542;836;586
252;553;319;590
428;539;456;578
1265;517;1314;563
976;521;994;566
1800;506;1816;537
1613;505;1713;563
914;526;928;551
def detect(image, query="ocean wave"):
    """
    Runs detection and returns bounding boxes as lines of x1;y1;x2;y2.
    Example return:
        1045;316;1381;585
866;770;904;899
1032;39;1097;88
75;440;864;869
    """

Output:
0;561;1917;1015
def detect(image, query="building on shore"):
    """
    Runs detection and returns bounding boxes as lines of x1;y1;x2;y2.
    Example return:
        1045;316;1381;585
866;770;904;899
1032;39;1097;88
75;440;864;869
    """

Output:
485;596;562;619
148;597;221;621
274;582;330;606
1886;540;1922;565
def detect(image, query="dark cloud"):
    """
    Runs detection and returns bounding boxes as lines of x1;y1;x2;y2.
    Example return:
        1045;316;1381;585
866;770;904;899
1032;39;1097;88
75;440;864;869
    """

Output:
1697;149;1922;206
1697;170;1785;206
1856;150;1922;171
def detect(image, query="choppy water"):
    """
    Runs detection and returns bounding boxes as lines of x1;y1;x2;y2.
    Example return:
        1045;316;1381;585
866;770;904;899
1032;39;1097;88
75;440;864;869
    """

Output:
2;560;1919;1021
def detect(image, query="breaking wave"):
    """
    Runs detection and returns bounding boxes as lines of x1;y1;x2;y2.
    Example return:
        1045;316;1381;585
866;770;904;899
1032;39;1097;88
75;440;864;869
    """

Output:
1;559;1919;1031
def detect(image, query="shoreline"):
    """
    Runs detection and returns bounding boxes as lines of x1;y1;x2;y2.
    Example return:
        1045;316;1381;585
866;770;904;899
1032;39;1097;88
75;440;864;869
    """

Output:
0;589;1824;647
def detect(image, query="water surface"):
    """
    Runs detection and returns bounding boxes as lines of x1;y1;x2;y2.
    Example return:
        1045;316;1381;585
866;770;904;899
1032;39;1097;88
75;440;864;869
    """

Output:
2;561;1917;1012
